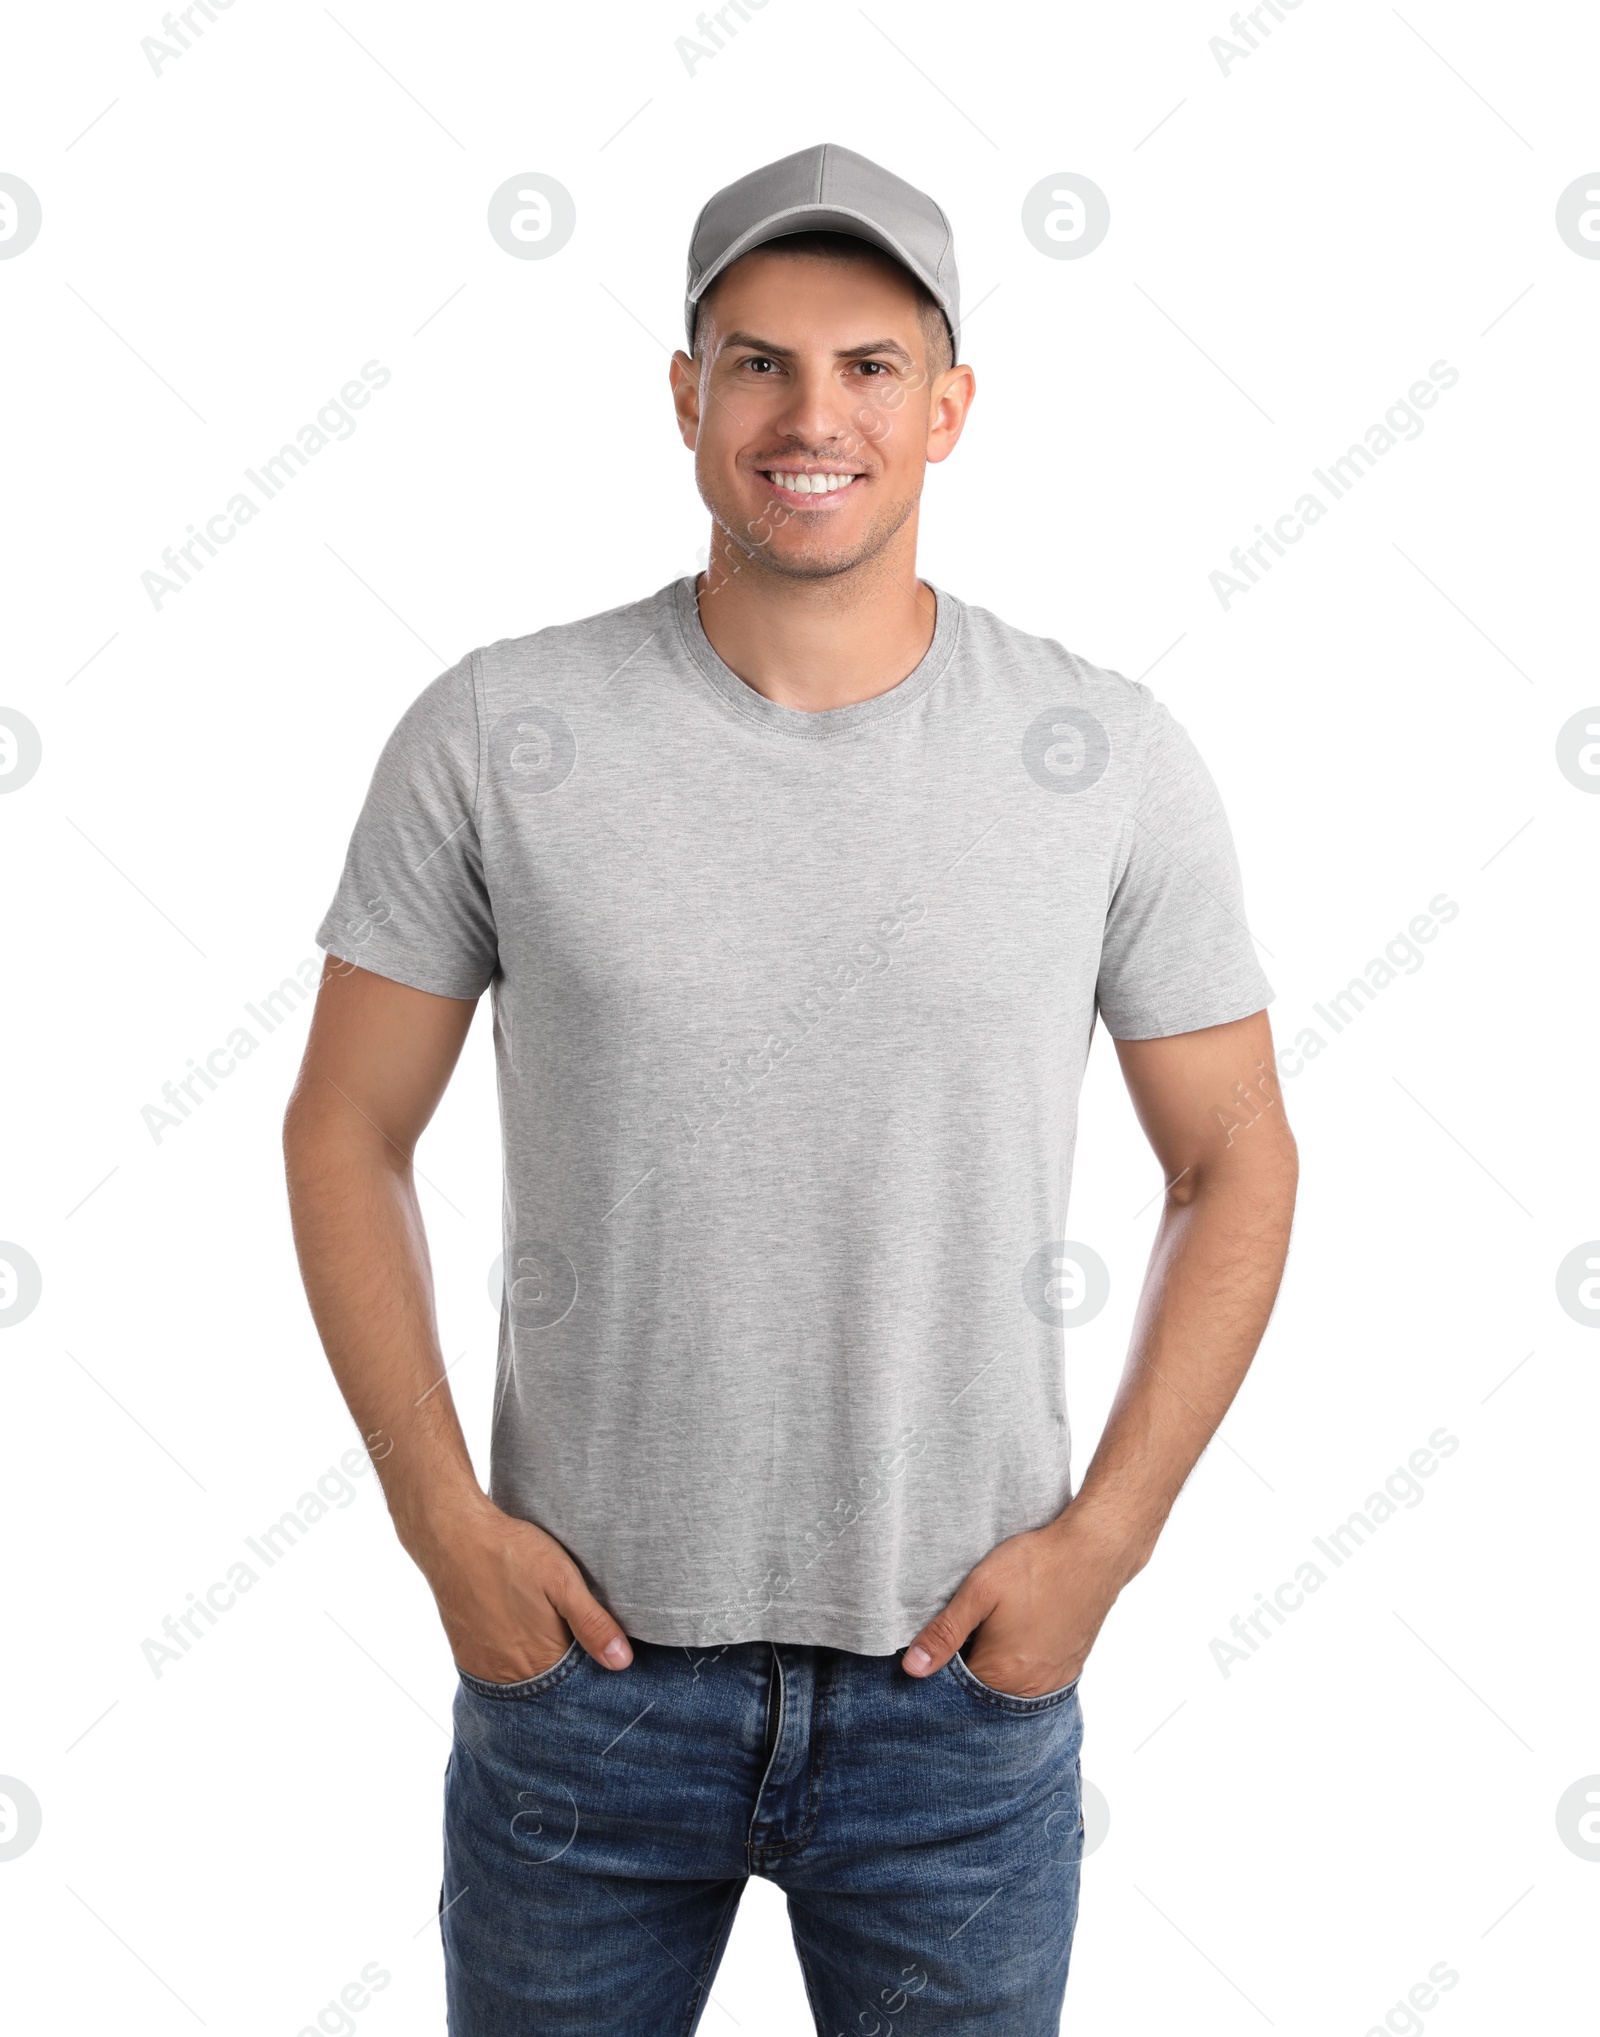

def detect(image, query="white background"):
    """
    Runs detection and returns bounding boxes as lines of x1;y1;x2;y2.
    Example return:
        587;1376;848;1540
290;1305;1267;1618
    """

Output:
2;0;1597;2030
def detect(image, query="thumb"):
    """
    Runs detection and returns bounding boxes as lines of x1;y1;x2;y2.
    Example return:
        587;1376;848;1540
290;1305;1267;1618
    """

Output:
546;1569;634;1672
901;1570;999;1677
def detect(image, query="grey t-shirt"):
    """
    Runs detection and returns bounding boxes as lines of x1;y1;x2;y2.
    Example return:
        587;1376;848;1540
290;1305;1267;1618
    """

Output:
316;576;1272;1654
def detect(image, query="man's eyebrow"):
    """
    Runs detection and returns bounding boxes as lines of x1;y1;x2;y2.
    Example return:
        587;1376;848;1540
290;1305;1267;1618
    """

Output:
836;337;914;363
718;330;914;364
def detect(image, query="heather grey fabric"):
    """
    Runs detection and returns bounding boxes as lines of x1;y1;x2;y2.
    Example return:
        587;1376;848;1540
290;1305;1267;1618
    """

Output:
684;142;960;353
316;577;1272;1653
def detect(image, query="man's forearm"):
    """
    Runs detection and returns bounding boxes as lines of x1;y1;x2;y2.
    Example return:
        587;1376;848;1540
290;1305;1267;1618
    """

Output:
1061;1139;1299;1579
283;963;632;1680
283;1106;487;1556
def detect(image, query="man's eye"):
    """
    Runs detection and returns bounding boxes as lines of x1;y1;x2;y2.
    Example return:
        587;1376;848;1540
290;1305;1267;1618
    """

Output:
856;361;890;376
743;356;778;373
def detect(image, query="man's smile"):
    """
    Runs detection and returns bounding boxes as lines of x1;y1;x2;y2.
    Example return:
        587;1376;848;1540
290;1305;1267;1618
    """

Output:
755;466;866;502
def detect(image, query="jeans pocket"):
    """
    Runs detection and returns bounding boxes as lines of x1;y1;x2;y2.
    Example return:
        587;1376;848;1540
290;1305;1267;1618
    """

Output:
456;1635;586;1700
948;1646;1080;1715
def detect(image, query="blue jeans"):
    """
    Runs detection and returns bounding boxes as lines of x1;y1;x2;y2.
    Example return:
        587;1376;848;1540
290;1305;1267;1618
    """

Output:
441;1635;1084;2034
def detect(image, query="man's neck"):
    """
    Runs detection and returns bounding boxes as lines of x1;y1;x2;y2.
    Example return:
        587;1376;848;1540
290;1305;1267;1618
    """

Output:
692;528;937;714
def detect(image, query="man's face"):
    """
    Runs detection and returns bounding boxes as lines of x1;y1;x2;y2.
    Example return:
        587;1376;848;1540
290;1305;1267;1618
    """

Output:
670;248;972;583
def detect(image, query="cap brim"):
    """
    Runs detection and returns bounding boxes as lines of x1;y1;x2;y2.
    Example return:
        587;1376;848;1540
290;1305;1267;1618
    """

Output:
687;203;953;342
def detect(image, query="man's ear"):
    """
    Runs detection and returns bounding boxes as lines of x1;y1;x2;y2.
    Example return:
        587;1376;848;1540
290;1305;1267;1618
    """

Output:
925;363;976;467
669;349;701;450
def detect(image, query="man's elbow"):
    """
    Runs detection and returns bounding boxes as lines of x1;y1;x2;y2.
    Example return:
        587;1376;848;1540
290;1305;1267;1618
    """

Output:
1168;1117;1298;1211
281;1073;387;1184
282;1073;330;1166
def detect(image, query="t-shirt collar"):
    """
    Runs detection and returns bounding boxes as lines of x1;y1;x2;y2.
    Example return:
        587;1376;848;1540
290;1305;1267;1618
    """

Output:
669;572;961;739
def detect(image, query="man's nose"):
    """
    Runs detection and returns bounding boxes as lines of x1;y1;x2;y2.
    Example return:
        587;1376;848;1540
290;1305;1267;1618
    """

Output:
766;367;862;453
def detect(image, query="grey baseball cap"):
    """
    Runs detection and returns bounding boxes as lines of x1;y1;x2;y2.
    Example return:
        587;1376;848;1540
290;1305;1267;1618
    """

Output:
684;142;960;357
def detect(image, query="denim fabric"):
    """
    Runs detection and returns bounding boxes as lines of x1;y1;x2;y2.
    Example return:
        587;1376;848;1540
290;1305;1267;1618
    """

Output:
442;1636;1084;2034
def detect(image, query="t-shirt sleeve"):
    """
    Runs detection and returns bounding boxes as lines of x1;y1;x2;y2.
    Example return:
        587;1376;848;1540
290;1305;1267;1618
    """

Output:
314;652;497;1000
1095;691;1273;1040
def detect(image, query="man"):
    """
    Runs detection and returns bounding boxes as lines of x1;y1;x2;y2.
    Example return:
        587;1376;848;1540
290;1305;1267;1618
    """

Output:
285;143;1297;2036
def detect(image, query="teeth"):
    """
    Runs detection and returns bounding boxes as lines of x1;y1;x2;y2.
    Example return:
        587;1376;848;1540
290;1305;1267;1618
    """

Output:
766;471;858;494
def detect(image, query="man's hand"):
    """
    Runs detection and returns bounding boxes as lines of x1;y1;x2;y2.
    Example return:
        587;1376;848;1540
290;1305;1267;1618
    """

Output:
899;1511;1138;1696
410;1497;634;1684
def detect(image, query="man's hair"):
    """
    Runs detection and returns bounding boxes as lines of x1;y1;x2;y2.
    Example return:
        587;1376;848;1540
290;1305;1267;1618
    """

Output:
692;230;955;378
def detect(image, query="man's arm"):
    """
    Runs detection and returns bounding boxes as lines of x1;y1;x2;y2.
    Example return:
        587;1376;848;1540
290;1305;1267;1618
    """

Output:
282;958;634;1681
902;1008;1297;1693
